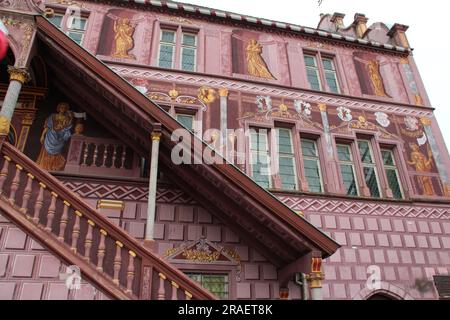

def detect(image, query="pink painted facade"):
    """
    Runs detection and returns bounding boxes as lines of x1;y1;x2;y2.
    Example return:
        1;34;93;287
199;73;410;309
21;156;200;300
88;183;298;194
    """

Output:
0;0;449;300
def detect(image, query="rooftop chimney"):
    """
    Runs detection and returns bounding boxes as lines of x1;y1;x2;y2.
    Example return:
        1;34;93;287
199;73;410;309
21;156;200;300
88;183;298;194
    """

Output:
388;23;410;48
331;12;345;29
353;13;369;38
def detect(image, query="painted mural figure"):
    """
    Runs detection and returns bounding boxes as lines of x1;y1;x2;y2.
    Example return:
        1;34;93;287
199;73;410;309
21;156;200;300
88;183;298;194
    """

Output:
37;103;73;171
366;60;387;97
407;143;435;196
246;39;275;80
112;18;136;59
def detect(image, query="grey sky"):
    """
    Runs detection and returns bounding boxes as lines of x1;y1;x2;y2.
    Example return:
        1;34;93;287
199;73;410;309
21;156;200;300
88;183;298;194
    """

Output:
178;0;450;152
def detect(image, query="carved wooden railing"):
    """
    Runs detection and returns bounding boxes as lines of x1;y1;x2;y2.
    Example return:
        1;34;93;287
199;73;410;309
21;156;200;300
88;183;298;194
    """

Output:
65;135;140;178
0;140;215;300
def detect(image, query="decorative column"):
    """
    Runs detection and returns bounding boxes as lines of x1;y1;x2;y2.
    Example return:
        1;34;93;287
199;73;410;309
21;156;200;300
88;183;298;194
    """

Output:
420;117;450;195
144;125;162;247
319;103;338;193
0;67;30;135
307;256;324;300
219;88;228;157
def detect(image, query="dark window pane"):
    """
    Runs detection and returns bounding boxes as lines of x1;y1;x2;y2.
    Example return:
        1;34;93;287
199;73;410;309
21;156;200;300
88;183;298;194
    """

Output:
161;30;175;43
187;274;229;299
176;114;194;130
48;15;63;28
358;140;373;163
381;150;395;166
363;167;380;198
386;169;402;199
340;164;358;196
337;145;351;162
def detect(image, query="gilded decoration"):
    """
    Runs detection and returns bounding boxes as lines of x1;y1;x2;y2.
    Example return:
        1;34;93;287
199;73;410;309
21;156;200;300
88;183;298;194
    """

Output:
146;89;208;111
0;115;11;135
407;143;435;196
366;60;387;97
168;89;179;100
198;86;217;105
111;18;136;59
8;66;30;84
240;96;321;129
246;39;275;80
218;88;229;97
165;238;242;280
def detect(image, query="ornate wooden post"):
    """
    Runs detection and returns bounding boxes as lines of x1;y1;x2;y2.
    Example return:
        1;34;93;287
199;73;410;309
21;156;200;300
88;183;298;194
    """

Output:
307;255;325;300
0;67;30;136
144;124;162;248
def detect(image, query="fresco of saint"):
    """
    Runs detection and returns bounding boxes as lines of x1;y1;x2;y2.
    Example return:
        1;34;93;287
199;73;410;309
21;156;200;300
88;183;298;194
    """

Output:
407;143;435;196
246;39;275;80
37;103;73;171
112;18;135;59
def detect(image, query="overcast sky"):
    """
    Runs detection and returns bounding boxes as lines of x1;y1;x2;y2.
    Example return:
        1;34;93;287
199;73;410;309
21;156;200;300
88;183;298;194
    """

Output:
177;0;450;151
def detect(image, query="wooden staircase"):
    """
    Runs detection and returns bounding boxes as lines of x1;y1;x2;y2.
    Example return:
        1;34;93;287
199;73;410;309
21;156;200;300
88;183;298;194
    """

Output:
0;139;216;300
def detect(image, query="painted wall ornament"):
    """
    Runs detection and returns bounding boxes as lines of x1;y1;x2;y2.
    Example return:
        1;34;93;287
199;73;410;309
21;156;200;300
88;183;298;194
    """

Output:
407;143;435;196
256;95;272;112
198;86;217;105
294;100;312;118
404;116;419;131
246;39;275;80
337;106;352;122
366;60;387;97
375;112;390;128
37;103;73;171
111;17;136;59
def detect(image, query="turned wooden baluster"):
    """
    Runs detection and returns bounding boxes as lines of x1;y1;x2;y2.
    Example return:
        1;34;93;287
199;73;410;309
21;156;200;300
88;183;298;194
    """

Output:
157;273;167;300
120;147;126;169
71;210;82;253
101;144;108;168
111;145;118;168
9;164;22;204
81;143;89;166
32;182;46;224
171;281;179;300
20;173;34;214
113;241;123;285
96;229;107;272
126;251;136;294
45;192;58;232
58;201;70;241
184;291;193;301
84;219;95;261
0;156;11;194
92;143;99;167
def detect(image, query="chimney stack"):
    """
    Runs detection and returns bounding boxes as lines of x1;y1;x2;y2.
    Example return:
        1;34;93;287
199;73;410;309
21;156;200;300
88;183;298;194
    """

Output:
388;23;410;48
331;12;345;30
353;13;369;38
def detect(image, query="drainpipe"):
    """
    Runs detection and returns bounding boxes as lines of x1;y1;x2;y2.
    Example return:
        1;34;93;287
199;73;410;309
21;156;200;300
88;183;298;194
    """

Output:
144;124;162;250
295;272;309;300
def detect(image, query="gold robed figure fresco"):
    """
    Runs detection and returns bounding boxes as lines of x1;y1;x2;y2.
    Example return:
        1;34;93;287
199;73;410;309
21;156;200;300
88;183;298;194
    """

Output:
366;60;387;97
112;18;136;59
407;144;435;196
37;103;74;171
246;39;275;80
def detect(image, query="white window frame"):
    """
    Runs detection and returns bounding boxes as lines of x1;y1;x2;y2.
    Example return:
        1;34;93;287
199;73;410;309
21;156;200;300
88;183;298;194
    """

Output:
249;128;272;189
158;29;177;69
304;54;323;91
301;138;323;193
357;139;381;198
277;128;298;190
337;143;360;196
381;148;404;199
180;32;197;72
322;57;341;94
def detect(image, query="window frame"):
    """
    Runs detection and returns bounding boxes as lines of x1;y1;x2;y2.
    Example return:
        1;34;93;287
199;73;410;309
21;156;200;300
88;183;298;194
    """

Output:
357;139;382;198
185;272;230;300
276;127;298;191
249;127;272;189
158;28;177;69
300;136;324;193
155;24;200;72
304;53;323;91
380;146;404;199
180;32;198;72
45;6;89;46
303;51;341;94
336;142;360;196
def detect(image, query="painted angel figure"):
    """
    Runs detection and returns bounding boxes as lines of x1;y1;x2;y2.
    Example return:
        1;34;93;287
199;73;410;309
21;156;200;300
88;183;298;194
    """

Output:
294;100;312;117
256;96;272;112
246;39;275;80
111;17;136;59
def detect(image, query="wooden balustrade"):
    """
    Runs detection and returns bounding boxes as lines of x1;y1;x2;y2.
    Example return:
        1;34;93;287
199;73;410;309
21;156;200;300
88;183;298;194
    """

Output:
0;141;215;300
65;135;140;178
